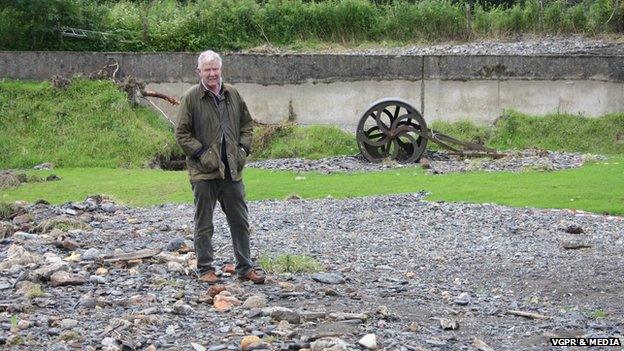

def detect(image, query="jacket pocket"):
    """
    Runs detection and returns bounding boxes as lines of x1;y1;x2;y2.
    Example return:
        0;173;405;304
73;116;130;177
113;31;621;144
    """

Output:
198;148;219;173
236;146;247;172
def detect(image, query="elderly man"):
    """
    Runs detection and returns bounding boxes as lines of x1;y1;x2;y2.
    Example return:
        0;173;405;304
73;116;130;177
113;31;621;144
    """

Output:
175;50;265;284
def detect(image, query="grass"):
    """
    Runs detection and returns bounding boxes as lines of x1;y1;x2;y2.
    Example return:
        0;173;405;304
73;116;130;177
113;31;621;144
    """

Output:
25;284;44;300
0;79;177;169
251;123;357;160
1;159;622;215
430;111;624;155
259;253;323;273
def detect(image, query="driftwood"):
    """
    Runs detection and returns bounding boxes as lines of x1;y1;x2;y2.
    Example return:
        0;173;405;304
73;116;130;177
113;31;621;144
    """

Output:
140;90;179;105
103;248;162;263
506;310;549;320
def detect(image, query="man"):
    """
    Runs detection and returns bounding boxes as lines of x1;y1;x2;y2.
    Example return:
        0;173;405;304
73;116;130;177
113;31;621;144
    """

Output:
175;50;265;284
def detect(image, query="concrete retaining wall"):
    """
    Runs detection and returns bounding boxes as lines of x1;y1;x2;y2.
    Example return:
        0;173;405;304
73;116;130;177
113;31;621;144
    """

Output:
1;51;622;128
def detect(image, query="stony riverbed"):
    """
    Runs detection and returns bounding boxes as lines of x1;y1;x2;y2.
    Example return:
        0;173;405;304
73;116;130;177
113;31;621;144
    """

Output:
1;193;622;350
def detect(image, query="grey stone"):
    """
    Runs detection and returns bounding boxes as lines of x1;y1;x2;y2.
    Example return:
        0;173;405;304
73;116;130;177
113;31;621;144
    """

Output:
311;272;345;284
82;248;102;260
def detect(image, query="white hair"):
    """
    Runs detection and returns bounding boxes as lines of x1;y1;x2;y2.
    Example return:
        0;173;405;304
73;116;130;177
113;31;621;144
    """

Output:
197;50;222;69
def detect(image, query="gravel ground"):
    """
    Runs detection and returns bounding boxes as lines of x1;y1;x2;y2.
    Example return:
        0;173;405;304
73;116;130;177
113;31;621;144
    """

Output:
1;194;622;350
258;35;624;56
247;150;601;174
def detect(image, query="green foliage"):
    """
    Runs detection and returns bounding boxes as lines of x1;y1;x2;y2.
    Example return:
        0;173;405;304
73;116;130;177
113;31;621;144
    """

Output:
25;284;44;299
251;124;358;160
592;308;607;319
259;253;323;273
430;111;624;155
1;0;623;52
491;111;624;155
0;79;177;168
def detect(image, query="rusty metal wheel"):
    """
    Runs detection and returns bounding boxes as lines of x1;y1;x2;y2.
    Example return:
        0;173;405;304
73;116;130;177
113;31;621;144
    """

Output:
356;98;428;163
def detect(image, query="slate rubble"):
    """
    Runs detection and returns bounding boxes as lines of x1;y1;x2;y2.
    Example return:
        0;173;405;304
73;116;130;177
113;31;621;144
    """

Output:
0;194;622;350
248;150;603;174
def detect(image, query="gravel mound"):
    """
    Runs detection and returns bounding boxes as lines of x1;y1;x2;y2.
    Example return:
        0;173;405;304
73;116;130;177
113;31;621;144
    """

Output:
248;149;603;174
263;35;624;56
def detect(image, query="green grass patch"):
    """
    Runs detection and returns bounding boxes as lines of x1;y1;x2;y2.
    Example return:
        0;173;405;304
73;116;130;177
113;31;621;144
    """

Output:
25;284;44;300
1;159;622;215
259;253;323;273
430;111;624;155
251;123;357;160
0;79;177;169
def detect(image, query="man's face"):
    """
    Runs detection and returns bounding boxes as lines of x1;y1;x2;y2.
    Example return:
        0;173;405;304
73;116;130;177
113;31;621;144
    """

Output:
198;60;221;91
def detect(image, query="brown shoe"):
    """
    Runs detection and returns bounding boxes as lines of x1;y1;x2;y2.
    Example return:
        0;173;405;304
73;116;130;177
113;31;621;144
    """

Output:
198;271;220;284
240;268;266;284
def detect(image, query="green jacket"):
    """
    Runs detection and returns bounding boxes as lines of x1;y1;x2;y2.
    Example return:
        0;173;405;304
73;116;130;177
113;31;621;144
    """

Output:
175;83;253;182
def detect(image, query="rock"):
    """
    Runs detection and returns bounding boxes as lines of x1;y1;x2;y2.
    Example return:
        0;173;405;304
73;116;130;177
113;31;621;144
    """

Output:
102;337;120;349
213;291;241;311
82;248;102;260
473;338;494;351
311;272;345;284
166;324;177;335
89;275;106;284
191;343;207;351
358;334;378;349
165;237;193;253
565;225;584;234
310;337;348;351
13;213;33;226
129;294;157;306
454;292;471;305
207;285;228;298
60;318;78;330
243;295;267;309
173;300;194;315
50;271;86;287
32;262;70;281
17;319;31;330
407;322;419;332
440;318;459;330
167;261;185;273
144;345;157;351
46;174;61;181
34;162;54;170
190;343;206;351
13;231;39;240
0;221;14;239
269;307;301;324
0;244;42;269
54;234;80;250
240;335;261;351
376;305;389;317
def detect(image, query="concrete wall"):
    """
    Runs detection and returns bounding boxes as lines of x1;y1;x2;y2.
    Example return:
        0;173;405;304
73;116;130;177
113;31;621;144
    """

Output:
1;51;622;129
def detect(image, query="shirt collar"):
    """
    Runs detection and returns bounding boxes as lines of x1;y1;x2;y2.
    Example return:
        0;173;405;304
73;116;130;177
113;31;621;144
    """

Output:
200;78;225;97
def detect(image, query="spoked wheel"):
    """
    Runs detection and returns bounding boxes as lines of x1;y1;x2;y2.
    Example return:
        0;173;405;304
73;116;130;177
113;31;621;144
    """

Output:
356;98;428;163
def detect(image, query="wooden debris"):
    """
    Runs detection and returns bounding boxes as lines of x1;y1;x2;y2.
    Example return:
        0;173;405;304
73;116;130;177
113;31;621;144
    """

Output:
506;310;549;320
562;241;592;250
103;248;161;263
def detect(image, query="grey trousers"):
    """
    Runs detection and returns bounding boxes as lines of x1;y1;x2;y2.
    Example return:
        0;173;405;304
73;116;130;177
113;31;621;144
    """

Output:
192;179;253;276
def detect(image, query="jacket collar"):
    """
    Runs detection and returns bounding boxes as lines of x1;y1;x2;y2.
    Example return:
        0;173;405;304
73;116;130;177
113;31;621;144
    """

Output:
200;79;228;98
